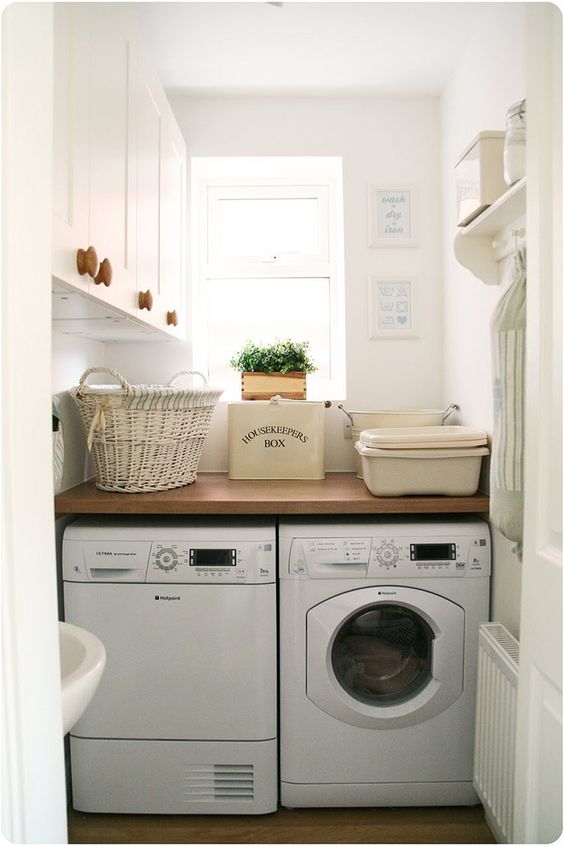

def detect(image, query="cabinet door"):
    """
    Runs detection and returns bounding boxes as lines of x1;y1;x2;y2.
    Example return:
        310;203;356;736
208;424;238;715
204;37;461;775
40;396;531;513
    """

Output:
52;5;184;339
52;4;90;292
159;116;186;338
136;64;164;327
87;6;137;313
135;64;186;338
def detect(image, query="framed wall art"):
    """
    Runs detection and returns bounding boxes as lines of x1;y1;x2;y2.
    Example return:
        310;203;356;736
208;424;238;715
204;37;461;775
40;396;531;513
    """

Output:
368;277;418;339
368;186;417;247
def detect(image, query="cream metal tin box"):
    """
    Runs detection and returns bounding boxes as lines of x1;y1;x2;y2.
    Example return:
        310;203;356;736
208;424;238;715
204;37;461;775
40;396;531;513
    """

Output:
228;399;325;480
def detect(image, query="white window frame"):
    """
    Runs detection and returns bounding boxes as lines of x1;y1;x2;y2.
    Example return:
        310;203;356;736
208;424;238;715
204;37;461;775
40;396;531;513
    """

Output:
206;183;330;268
191;158;346;401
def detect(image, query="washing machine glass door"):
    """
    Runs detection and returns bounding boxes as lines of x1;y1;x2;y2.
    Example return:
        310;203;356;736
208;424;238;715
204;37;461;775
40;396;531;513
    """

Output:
307;586;464;729
331;604;433;706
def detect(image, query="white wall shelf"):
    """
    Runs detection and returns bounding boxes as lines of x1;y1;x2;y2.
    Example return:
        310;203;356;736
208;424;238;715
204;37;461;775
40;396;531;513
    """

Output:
453;178;526;283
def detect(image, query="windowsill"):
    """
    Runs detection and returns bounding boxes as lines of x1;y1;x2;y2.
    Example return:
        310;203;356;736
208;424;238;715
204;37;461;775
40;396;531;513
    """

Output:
217;389;346;404
212;376;345;404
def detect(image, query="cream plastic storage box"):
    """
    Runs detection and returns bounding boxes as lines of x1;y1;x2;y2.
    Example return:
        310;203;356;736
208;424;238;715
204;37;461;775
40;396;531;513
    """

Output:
355;426;489;496
456;131;506;226
344;408;450;479
228;398;325;480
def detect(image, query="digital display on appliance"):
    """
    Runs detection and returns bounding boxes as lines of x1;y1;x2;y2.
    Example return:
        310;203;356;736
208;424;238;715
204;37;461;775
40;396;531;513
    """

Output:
410;543;456;561
189;549;236;567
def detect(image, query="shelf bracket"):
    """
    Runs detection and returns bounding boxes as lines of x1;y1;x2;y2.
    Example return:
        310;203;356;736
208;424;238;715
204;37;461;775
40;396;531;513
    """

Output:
453;179;526;284
453;233;500;284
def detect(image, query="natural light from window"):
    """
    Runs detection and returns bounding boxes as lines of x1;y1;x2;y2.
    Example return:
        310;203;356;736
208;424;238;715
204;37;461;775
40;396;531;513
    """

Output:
191;157;345;401
215;198;320;259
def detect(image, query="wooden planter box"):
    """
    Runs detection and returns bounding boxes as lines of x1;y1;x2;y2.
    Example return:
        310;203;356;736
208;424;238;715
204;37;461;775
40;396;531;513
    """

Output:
241;371;307;401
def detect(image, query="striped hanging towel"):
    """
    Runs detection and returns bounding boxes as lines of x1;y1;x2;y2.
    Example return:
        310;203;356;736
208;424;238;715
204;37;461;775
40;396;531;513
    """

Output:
490;249;526;546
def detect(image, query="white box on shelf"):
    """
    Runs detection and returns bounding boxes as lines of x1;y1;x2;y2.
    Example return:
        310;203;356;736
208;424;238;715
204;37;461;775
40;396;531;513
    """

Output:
456;131;506;226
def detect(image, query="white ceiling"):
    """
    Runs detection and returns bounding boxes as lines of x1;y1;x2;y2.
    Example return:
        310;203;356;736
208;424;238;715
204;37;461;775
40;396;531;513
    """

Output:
135;2;489;97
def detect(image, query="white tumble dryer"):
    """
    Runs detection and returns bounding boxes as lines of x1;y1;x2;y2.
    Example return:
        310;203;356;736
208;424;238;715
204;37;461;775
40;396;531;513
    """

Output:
279;516;490;808
63;516;277;815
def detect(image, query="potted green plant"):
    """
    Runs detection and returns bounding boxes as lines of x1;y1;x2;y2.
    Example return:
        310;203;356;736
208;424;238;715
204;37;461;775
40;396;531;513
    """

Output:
229;339;317;400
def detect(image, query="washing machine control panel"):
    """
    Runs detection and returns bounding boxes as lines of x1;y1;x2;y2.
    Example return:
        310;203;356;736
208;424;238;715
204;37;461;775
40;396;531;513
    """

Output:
367;536;470;577
289;526;490;578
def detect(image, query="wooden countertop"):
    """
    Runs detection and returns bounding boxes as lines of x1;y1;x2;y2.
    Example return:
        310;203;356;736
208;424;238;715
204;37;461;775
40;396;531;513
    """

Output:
55;473;489;516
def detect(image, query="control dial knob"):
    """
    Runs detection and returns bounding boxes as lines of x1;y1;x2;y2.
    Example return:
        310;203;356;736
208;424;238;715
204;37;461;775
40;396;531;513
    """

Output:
155;548;178;572
376;543;399;566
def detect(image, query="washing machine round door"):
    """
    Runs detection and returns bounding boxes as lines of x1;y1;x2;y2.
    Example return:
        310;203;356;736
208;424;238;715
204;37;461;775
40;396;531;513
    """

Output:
307;586;465;728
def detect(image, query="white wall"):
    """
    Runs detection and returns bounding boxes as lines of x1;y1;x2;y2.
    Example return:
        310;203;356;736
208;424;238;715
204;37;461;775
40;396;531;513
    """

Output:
440;5;527;636
108;95;444;471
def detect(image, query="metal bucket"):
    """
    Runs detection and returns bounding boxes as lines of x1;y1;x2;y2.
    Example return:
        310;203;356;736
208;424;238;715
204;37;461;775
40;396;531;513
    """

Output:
339;404;458;478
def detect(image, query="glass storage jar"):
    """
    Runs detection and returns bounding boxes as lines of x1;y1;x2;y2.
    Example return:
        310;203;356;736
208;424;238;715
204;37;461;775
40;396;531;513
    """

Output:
503;99;526;186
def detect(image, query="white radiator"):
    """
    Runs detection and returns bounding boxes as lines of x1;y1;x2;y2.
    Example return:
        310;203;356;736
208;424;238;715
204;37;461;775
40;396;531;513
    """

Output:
474;622;520;843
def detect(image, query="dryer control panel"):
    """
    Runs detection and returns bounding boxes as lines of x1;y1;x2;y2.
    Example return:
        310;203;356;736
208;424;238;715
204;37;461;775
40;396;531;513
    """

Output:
63;518;276;584
286;519;490;578
64;539;275;583
147;540;274;584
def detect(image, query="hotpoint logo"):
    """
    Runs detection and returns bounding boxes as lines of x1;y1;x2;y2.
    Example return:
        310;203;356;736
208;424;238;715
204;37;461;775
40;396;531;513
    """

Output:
154;595;181;601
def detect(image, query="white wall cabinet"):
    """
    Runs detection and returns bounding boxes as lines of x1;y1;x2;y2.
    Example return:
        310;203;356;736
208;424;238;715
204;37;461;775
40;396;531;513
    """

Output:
136;63;165;324
52;4;90;295
157;115;186;333
87;5;138;314
136;60;186;335
52;5;185;340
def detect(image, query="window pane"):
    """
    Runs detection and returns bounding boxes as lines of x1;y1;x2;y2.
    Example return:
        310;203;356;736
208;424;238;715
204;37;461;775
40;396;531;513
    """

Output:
207;277;330;394
214;198;320;259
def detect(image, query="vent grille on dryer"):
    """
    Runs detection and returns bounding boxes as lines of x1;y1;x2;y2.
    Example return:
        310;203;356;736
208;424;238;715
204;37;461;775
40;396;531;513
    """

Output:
183;764;255;802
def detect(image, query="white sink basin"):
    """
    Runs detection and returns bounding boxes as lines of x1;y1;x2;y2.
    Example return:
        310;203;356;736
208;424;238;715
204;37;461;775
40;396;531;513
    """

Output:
59;621;106;735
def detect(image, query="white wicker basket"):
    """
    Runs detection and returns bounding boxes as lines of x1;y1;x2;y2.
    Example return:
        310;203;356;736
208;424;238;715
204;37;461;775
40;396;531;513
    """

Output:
72;367;223;493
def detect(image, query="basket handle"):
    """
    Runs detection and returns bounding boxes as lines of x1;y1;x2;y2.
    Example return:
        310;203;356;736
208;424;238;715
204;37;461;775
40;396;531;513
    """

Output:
76;367;132;397
166;370;208;387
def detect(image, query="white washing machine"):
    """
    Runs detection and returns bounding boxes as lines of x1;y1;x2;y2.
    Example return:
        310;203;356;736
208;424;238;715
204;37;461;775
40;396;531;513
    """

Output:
279;516;490;808
63;516;277;815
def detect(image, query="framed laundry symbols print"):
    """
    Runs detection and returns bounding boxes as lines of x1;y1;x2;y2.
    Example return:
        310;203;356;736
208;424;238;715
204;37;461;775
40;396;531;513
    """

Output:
368;186;417;247
368;278;417;339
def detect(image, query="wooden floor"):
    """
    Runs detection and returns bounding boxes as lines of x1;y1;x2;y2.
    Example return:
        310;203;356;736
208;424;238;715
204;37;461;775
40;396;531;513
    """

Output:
68;806;495;844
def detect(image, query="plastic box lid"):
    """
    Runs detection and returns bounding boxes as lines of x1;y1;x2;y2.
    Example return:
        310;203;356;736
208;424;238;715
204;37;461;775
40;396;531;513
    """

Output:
355;444;490;459
358;425;488;450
